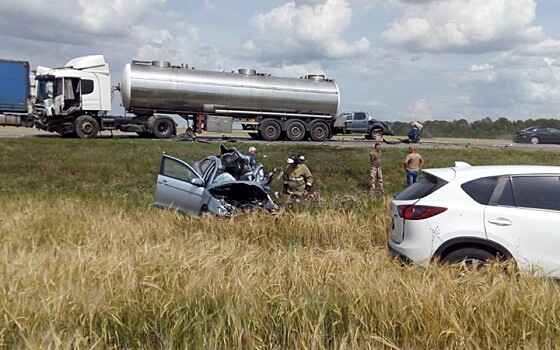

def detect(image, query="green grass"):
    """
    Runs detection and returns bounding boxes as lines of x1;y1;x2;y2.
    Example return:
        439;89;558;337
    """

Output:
1;138;560;349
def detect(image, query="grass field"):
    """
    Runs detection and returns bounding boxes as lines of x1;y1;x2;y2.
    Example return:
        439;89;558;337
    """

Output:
1;138;560;349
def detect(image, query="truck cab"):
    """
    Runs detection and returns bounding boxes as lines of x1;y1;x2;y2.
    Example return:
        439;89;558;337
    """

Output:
35;55;111;119
33;55;176;139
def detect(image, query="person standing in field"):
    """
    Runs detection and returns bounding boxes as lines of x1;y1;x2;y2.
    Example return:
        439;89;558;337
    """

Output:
369;143;384;196
404;146;424;186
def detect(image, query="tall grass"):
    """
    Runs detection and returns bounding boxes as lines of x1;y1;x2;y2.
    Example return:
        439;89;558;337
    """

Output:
1;138;560;349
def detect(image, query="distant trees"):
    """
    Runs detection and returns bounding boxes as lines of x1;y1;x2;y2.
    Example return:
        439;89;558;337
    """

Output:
392;118;560;139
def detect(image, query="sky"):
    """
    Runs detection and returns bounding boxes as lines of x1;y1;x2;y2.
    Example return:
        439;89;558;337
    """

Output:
1;0;560;122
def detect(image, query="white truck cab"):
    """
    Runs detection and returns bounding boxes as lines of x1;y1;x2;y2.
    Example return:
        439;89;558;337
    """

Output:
36;55;111;117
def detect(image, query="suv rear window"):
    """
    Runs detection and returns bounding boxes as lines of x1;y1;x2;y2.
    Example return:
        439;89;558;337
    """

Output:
394;173;447;200
461;176;498;205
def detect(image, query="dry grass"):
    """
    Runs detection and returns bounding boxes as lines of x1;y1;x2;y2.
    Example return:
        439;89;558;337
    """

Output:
1;195;560;349
1;139;560;349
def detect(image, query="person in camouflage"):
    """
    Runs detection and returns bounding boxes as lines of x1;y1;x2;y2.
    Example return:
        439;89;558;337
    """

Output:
369;142;384;196
283;155;313;196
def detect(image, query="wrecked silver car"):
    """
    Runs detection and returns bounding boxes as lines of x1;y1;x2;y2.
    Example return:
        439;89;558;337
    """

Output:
154;145;278;216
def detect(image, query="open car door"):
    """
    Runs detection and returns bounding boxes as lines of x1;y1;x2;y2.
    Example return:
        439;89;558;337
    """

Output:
154;155;205;214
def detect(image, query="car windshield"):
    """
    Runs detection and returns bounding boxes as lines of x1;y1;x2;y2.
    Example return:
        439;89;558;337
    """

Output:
394;173;448;200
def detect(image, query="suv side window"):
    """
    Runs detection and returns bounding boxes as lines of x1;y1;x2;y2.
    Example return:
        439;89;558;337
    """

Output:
511;176;560;211
354;112;366;120
497;178;515;207
461;176;498;204
161;157;198;182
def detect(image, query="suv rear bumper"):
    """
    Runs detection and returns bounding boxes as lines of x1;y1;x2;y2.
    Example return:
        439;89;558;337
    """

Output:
387;243;414;264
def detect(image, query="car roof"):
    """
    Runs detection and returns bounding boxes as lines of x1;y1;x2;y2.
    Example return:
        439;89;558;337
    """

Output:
424;163;560;183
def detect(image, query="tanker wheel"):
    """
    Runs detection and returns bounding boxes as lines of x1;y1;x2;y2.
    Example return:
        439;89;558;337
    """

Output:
152;118;175;139
309;121;329;142
74;115;99;139
259;119;281;141
285;120;306;141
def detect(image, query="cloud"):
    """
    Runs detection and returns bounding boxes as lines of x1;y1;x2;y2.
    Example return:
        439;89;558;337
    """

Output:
242;0;370;63
0;0;215;70
381;0;544;54
354;100;387;108
407;99;433;120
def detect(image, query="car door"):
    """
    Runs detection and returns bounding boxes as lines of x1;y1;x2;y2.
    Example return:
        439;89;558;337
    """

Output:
538;127;553;143
484;175;560;278
344;113;354;132
154;155;205;214
547;127;560;144
351;112;368;133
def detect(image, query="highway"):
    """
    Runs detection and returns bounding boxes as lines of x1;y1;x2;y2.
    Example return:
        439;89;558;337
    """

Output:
1;126;558;151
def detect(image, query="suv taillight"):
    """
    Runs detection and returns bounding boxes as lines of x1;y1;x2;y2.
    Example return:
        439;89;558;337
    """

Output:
397;205;447;220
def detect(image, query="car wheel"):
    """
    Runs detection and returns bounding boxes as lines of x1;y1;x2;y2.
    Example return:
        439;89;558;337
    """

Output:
442;247;496;267
370;128;382;141
199;205;209;215
530;136;540;144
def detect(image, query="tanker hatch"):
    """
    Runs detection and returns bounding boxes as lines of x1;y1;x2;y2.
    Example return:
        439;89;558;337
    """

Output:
238;69;256;75
152;61;171;68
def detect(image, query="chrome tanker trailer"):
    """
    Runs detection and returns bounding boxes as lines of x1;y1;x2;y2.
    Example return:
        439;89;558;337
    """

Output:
1;55;340;141
120;60;340;141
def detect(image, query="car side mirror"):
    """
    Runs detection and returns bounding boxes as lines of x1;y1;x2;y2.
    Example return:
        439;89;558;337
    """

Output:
190;177;204;187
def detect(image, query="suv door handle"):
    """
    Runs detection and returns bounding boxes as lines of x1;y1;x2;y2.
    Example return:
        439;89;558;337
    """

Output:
487;218;512;226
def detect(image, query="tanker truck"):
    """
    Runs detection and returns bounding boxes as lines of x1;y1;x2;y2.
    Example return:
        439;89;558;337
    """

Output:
0;55;340;141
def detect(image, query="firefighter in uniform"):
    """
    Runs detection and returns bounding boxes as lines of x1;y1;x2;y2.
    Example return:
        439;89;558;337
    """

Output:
283;155;313;196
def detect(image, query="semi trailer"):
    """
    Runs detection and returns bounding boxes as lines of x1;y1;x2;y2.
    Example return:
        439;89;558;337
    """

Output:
0;55;340;141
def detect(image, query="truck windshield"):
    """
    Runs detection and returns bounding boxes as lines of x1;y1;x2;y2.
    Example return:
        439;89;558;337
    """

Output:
36;77;54;102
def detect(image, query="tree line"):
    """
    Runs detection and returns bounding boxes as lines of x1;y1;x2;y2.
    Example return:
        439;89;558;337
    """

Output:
391;117;560;139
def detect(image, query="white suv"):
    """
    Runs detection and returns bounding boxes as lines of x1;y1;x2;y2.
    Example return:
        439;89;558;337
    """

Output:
388;162;560;278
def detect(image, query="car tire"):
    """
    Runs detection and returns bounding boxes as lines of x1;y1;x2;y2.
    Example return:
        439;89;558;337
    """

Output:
370;128;382;141
199;205;209;215
442;247;496;267
530;136;540;144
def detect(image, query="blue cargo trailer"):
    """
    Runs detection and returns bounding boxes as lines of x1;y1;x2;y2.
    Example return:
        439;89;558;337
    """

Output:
0;59;30;113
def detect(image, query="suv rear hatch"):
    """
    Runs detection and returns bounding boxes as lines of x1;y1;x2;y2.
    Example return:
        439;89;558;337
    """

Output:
389;169;453;243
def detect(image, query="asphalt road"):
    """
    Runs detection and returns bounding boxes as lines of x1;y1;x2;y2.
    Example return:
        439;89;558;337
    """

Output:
0;126;558;152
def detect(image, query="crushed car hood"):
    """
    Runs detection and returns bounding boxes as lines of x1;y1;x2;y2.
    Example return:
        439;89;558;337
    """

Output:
208;181;268;201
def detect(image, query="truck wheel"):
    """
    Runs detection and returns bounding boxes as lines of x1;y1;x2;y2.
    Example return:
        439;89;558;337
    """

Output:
74;115;99;139
259;119;281;141
285;120;306;141
152;118;175;139
309;121;329;142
